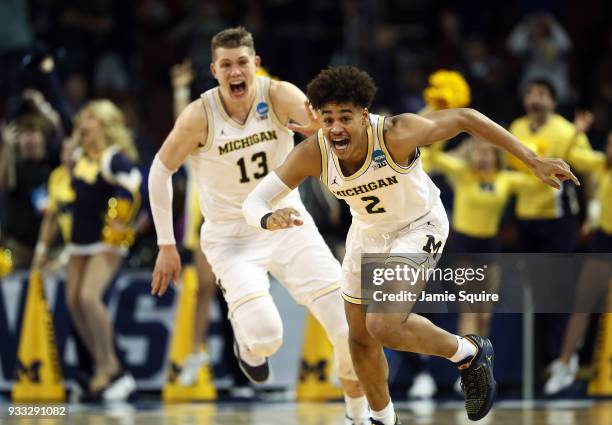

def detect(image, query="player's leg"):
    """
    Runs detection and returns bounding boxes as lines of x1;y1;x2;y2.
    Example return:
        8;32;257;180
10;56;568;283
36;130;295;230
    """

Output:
202;235;282;384
78;251;123;392
269;216;369;424
308;290;369;424
367;205;496;421
345;300;396;424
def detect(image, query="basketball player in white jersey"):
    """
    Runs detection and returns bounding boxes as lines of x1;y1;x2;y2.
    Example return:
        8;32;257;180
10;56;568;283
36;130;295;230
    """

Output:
148;28;369;424
243;66;579;424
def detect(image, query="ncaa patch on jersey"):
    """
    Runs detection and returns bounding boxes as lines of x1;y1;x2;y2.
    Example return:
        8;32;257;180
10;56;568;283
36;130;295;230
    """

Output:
372;149;387;169
256;102;269;120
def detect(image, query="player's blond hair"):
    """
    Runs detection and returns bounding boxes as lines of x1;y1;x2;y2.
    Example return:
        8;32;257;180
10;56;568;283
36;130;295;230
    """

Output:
75;99;139;163
211;27;255;59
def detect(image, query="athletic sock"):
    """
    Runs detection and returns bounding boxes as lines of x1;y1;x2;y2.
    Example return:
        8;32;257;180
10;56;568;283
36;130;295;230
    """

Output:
344;394;369;421
371;400;396;425
449;334;478;363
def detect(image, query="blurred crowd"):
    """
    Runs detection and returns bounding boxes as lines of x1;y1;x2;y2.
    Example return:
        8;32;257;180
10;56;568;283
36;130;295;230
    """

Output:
2;0;611;268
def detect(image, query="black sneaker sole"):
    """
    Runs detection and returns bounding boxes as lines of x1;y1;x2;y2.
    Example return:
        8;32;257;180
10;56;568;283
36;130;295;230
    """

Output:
465;335;497;421
233;341;270;384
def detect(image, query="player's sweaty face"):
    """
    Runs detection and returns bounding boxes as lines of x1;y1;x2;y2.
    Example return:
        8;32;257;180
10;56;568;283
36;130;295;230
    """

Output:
211;47;259;100
320;103;367;160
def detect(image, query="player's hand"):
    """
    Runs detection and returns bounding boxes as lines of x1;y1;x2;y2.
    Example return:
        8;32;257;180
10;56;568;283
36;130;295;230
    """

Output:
287;101;320;137
151;245;181;296
530;157;580;189
573;110;594;134
264;208;304;230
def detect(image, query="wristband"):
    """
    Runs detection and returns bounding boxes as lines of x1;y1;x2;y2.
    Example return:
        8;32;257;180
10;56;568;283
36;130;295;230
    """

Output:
261;213;273;229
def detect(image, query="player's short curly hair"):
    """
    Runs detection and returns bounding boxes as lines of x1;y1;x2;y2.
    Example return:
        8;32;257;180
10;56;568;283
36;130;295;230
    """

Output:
211;27;255;59
306;66;377;110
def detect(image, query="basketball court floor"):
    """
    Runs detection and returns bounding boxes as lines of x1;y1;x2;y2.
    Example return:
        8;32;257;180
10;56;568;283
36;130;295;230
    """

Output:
1;400;611;424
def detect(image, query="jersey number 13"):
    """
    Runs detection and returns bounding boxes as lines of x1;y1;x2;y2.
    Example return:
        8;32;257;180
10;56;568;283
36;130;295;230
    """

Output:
237;151;268;183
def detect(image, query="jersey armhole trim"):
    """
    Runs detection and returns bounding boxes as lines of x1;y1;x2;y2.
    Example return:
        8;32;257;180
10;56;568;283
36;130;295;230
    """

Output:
316;129;328;186
378;115;420;174
199;93;215;152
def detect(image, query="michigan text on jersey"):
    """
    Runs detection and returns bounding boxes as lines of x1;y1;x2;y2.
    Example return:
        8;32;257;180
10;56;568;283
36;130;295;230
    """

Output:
218;130;278;155
332;176;399;197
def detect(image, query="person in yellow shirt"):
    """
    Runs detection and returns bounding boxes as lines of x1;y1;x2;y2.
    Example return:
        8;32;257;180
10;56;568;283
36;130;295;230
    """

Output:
544;130;612;395
431;138;533;255
509;79;594;252
510;87;599;392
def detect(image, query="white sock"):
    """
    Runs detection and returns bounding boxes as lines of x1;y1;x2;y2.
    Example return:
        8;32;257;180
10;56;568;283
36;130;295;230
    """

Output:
371;400;396;425
345;394;369;421
449;335;478;363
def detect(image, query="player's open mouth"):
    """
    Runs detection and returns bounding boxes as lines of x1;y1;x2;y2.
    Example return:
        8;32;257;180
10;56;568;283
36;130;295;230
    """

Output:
230;81;247;95
332;138;350;151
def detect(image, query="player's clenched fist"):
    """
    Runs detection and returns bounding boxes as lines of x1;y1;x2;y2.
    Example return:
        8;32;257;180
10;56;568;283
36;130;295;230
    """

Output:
263;208;304;230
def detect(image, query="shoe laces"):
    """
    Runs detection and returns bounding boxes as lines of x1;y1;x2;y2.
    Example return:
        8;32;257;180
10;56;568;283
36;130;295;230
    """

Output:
460;366;488;413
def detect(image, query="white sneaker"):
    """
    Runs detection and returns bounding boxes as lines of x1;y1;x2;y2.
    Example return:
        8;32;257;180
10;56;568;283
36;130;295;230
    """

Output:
103;373;137;402
544;355;578;395
408;372;437;399
178;351;210;386
345;415;370;425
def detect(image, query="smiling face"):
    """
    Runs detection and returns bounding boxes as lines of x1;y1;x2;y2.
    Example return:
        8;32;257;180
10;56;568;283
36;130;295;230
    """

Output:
320;102;369;162
210;46;260;102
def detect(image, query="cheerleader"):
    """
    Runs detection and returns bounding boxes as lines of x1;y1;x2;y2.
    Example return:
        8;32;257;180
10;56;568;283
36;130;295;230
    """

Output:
66;100;141;400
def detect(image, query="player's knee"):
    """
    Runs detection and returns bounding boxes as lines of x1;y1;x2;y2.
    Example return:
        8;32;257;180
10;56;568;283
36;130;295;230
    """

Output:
250;334;283;358
246;315;283;357
365;314;394;344
233;296;284;357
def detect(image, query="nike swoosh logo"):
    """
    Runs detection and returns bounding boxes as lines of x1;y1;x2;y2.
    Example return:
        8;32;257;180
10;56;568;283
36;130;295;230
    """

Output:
487;355;493;364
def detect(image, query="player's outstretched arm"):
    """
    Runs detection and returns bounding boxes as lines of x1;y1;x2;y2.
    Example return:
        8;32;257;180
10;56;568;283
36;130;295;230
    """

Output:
386;108;580;189
150;100;206;296
243;136;322;230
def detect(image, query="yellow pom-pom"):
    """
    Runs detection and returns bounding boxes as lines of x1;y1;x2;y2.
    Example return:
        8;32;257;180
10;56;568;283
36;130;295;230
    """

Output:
0;248;14;278
102;198;136;248
423;70;471;110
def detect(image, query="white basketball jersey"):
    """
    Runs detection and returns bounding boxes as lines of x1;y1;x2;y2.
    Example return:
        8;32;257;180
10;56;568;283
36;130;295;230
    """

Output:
317;114;441;232
188;76;302;223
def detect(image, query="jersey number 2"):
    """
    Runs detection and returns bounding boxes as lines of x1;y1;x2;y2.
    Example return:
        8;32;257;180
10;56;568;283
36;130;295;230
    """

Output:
237;152;268;183
361;196;386;214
